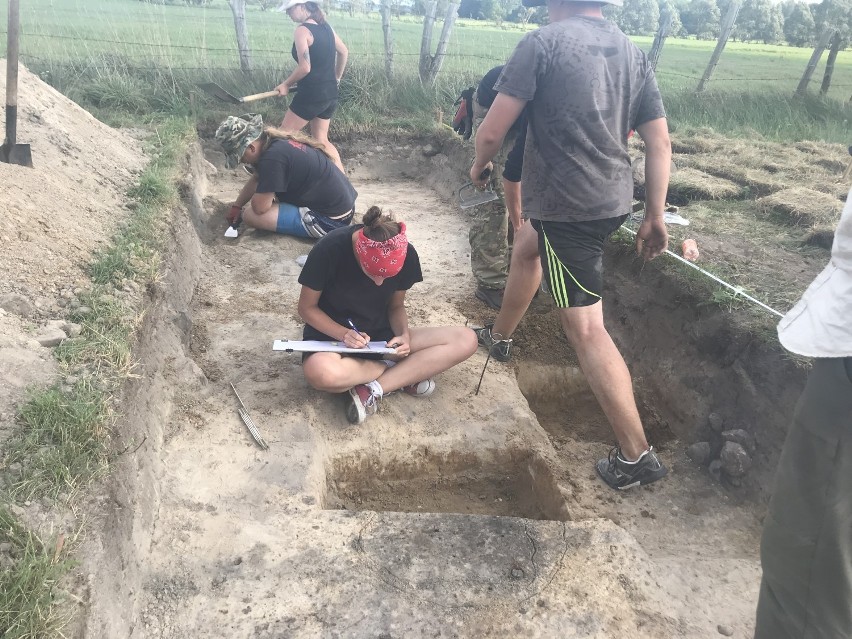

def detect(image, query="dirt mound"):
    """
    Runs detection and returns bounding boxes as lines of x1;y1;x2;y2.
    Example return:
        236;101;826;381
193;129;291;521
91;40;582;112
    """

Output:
0;60;147;322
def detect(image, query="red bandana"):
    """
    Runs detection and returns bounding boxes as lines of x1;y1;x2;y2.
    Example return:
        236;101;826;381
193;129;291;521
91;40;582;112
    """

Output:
355;222;409;278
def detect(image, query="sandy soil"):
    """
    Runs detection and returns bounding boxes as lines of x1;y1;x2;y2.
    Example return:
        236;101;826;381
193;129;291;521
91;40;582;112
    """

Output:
2;63;844;638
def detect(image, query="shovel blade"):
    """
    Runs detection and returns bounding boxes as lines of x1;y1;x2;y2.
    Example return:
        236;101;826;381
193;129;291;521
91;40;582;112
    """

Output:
458;183;499;209
0;143;32;167
197;82;241;104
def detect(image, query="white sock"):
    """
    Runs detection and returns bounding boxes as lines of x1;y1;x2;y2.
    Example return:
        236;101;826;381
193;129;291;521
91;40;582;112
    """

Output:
619;447;651;465
366;380;384;398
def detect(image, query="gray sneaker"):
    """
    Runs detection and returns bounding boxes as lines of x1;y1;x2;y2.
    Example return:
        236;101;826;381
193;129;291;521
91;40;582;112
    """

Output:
472;324;513;363
596;446;668;490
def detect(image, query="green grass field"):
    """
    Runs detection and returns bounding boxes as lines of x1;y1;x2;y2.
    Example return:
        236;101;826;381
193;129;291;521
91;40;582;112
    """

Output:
2;0;851;138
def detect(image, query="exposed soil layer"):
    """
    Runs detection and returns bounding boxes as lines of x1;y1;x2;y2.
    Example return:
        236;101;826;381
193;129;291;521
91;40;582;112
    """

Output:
3;66;847;638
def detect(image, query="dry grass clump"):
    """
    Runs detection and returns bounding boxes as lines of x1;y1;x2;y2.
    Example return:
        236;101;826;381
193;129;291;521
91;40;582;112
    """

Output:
667;167;743;202
756;187;843;227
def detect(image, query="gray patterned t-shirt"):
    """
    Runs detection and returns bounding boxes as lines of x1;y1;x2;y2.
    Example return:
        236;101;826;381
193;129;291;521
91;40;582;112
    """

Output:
495;16;666;222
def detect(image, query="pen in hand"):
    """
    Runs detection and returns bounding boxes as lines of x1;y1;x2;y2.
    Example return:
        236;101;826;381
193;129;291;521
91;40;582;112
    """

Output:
346;318;370;349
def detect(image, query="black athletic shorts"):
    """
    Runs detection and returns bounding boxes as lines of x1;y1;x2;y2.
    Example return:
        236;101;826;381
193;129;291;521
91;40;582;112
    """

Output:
290;92;338;121
532;214;628;308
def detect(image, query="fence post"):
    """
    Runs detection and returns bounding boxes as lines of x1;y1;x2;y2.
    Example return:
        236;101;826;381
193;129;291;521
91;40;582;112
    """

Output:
696;1;741;93
648;12;673;71
227;0;252;74
796;28;835;97
380;0;394;81
819;31;841;97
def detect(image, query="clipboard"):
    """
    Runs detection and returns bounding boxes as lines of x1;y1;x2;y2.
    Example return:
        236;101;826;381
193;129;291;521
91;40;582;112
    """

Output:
273;340;397;354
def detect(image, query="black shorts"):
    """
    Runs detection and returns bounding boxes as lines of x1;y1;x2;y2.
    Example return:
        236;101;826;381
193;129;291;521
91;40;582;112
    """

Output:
290;92;338;121
532;215;627;309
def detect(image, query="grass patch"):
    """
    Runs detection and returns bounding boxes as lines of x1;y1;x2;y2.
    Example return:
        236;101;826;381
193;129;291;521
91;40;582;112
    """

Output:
0;506;75;639
3;117;193;502
667;167;744;203
757;187;845;228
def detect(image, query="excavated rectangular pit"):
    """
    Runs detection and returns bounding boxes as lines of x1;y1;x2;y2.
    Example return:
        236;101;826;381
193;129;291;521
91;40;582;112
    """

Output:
324;449;568;520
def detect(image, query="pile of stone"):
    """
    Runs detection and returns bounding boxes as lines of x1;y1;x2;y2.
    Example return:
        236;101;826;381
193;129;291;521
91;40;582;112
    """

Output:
686;412;756;486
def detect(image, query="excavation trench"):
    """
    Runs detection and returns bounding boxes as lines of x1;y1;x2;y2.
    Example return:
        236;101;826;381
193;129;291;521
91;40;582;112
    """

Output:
79;134;808;638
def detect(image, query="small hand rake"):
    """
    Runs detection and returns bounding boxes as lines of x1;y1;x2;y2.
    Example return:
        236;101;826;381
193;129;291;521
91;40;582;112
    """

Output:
231;383;269;450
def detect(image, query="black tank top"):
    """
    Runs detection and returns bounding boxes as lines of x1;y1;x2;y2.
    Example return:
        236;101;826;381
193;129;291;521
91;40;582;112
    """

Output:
291;22;337;102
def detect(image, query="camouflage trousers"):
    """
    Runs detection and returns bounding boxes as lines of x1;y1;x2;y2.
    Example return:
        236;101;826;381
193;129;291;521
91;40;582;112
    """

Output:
469;96;511;291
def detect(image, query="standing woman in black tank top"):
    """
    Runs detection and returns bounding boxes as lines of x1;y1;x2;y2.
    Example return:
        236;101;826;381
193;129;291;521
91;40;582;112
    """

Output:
275;0;348;172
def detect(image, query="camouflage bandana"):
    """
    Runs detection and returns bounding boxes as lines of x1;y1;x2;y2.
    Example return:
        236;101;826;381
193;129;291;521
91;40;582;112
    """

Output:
215;113;263;169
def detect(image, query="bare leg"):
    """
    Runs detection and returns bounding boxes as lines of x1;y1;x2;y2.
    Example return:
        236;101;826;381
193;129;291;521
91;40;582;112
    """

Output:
375;326;477;393
241;202;281;232
302;327;477;394
309;118;344;172
491;221;541;338
558;301;649;460
303;352;388;393
280;109;309;132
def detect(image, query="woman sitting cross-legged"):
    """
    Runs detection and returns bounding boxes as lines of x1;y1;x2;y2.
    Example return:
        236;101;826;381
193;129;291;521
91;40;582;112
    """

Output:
297;206;478;424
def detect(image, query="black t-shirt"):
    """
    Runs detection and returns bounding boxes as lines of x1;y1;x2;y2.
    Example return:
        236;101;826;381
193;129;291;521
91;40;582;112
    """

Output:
476;64;527;180
256;138;356;216
291;22;338;102
298;225;423;341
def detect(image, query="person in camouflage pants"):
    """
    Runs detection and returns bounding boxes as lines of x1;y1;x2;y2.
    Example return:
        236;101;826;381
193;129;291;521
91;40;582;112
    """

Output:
468;65;526;311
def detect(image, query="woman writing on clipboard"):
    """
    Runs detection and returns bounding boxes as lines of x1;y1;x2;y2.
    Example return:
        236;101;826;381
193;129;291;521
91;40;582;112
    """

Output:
276;0;348;171
297;207;478;425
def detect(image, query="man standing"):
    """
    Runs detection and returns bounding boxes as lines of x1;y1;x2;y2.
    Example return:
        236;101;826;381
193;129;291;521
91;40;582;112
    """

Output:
470;0;672;488
754;185;852;638
467;65;527;311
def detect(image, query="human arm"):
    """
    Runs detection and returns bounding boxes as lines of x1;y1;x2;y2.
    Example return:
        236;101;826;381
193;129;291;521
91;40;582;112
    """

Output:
333;30;348;83
297;286;371;348
635;117;671;260
503;177;523;233
232;174;259;210
471;93;526;188
276;26;312;95
385;290;411;357
249;191;276;216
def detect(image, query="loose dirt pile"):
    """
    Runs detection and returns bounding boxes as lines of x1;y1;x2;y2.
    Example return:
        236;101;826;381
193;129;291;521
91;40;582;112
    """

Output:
0;63;146;447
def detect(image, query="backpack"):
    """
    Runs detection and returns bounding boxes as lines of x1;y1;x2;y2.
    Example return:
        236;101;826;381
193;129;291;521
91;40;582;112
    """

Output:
451;86;475;141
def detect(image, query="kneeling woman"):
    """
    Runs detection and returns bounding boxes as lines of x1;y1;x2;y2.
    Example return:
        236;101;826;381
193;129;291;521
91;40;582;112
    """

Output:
216;114;356;238
298;206;478;424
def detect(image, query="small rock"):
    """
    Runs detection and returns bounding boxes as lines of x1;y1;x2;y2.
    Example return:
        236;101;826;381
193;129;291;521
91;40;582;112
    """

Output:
76;306;92;316
686;441;711;466
720;441;751;477
721;429;755;456
708;412;725;432
511;568;524;578
0;542;12;553
717;624;733;636
64;322;83;338
35;327;67;347
0;293;35;317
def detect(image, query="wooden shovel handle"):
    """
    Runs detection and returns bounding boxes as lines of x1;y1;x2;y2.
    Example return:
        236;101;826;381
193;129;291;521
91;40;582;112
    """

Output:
240;90;282;103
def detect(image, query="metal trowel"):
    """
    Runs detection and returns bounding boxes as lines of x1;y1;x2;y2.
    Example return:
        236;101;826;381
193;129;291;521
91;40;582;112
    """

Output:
458;168;498;209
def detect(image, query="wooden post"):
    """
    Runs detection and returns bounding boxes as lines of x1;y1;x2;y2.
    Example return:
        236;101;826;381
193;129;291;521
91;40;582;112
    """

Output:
419;0;437;83
796;28;835;97
228;0;252;73
380;0;394;81
419;0;459;86
648;12;673;71
696;1;741;93
819;31;841;97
